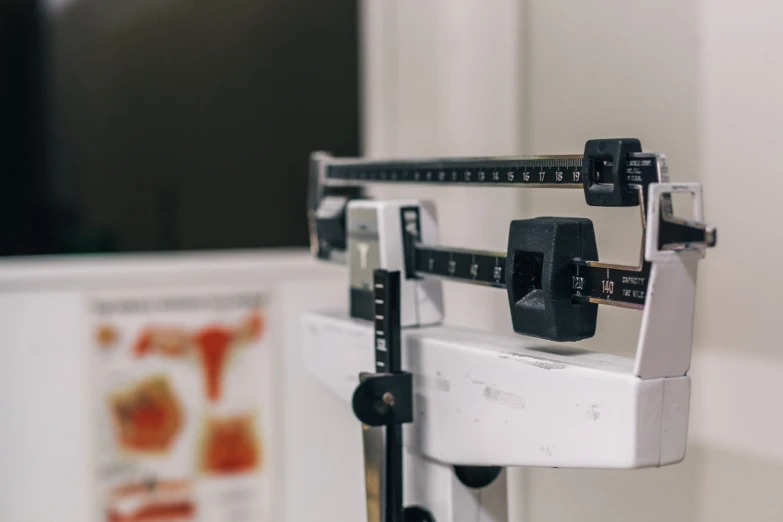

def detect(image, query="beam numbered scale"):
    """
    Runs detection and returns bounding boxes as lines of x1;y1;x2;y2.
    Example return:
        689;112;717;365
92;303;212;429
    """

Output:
302;138;716;522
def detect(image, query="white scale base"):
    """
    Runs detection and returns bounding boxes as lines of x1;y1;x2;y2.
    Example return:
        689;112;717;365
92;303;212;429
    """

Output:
302;311;689;470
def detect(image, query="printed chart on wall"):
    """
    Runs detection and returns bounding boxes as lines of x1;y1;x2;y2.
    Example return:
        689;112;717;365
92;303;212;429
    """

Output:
90;288;270;522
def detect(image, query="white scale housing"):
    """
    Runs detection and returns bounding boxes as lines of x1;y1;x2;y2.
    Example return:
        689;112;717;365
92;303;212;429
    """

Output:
301;183;707;522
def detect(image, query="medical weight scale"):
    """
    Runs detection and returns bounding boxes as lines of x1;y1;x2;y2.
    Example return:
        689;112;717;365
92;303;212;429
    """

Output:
301;139;716;522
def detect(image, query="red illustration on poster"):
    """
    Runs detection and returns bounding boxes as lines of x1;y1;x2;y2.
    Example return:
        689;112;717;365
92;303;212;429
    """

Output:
92;290;270;522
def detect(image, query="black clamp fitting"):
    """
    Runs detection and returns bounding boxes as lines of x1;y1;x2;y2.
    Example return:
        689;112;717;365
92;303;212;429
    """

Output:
352;372;413;427
582;138;642;207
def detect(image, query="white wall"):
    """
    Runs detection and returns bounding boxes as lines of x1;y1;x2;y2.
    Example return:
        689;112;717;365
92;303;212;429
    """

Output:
362;0;525;335
362;0;783;521
522;1;783;520
519;1;698;519
0;251;348;522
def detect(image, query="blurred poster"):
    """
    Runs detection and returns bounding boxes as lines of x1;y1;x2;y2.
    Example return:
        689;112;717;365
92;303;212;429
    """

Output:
90;288;269;522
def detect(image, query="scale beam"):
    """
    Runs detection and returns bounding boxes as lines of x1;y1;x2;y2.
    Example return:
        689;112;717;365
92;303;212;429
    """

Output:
311;139;715;327
303;139;716;522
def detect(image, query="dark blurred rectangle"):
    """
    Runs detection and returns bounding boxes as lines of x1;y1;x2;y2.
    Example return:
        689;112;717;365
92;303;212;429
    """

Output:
0;0;359;255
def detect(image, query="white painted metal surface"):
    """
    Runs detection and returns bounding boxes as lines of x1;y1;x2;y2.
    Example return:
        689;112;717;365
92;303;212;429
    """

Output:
348;200;444;327
302;311;690;470
634;182;705;379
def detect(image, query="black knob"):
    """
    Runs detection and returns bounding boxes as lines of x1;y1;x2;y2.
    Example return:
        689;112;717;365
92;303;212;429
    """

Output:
404;506;436;522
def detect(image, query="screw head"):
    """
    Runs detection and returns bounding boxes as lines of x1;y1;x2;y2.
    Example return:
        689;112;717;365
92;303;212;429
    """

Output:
382;392;395;406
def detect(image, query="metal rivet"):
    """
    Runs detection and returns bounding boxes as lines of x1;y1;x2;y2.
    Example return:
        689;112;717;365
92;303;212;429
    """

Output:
382;392;395;406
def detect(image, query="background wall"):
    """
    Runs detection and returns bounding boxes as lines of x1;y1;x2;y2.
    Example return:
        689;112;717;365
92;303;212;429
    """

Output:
362;0;524;333
361;1;783;521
